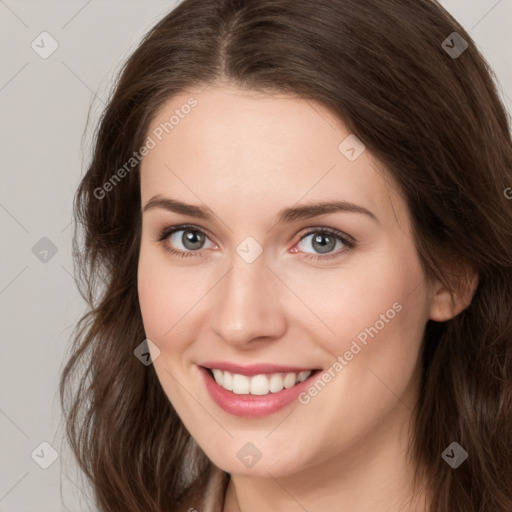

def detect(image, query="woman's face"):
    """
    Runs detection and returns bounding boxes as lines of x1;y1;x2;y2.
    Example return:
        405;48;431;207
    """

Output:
137;84;442;478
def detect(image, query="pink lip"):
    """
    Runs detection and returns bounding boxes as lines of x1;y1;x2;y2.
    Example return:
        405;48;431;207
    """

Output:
200;361;316;376
197;365;320;418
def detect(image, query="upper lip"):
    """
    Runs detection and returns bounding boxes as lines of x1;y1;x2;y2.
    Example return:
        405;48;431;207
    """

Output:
200;361;319;376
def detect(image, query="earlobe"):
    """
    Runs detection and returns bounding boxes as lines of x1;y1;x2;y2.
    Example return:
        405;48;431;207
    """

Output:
428;272;479;322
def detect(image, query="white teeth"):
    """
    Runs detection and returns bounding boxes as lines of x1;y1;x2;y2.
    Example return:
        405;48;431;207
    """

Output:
269;373;284;393
212;369;223;384
297;371;310;383
232;374;250;394
283;372;297;389
250;374;269;395
223;370;233;391
209;369;313;395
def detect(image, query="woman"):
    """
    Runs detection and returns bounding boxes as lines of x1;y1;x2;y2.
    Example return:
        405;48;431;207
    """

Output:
60;0;512;511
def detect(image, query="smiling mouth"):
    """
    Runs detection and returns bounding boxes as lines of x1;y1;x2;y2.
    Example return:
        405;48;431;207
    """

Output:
203;367;321;396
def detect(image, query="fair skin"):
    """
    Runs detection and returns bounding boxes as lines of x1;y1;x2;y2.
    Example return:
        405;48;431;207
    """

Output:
137;83;474;512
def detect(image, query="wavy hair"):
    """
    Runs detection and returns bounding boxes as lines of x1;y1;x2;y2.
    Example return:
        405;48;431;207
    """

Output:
60;0;512;510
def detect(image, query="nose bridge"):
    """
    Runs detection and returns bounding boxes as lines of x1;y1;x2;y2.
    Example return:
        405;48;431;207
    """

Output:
211;252;285;345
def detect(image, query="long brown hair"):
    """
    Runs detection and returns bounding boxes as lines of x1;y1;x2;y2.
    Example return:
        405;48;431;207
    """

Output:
60;0;512;510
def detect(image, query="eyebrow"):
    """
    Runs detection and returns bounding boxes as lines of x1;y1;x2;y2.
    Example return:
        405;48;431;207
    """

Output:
142;196;378;224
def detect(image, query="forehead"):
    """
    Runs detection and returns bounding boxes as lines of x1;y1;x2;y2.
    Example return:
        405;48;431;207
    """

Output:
140;85;406;229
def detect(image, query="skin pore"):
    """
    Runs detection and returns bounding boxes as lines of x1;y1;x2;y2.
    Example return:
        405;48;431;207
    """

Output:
137;83;473;512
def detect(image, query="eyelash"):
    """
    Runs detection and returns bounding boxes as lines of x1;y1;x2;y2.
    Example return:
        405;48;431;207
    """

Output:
156;224;356;262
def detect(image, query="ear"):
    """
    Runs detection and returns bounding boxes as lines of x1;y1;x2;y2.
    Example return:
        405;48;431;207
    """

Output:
428;270;479;322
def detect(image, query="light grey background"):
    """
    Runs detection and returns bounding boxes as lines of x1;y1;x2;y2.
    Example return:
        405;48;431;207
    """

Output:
1;1;511;510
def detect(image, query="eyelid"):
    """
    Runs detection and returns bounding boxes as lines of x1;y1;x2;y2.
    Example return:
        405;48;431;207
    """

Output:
156;223;213;241
298;226;356;245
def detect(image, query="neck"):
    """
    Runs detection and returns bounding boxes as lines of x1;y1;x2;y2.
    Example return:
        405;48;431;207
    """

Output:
223;401;428;512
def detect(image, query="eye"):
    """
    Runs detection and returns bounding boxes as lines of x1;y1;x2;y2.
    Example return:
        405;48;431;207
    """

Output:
156;224;356;261
293;228;355;261
157;224;215;258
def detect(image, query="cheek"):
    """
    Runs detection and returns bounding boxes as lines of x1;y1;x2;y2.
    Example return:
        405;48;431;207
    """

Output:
137;242;214;360
291;256;427;455
137;244;184;344
298;247;428;368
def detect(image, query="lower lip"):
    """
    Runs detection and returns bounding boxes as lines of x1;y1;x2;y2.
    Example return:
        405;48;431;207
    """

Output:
198;365;320;418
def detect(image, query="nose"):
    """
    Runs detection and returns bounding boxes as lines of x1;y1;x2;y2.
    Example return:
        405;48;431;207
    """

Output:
211;255;287;348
